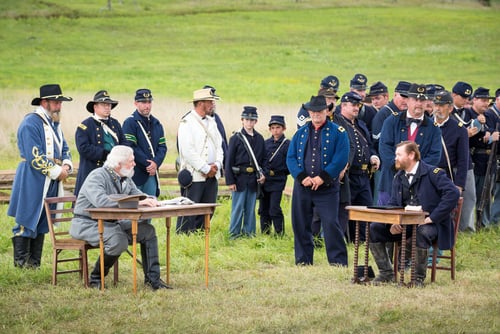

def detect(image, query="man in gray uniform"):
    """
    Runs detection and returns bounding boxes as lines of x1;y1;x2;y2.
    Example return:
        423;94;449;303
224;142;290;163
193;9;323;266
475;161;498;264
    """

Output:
70;145;170;290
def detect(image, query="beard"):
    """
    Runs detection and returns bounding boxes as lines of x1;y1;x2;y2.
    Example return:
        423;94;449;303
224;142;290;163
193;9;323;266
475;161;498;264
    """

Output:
119;167;135;178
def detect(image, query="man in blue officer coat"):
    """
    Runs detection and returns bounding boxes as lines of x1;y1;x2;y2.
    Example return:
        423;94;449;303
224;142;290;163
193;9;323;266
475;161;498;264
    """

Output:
370;141;459;286
287;95;349;266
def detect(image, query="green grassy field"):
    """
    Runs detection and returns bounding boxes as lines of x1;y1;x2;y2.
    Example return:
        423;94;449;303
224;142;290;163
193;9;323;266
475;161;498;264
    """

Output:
0;1;499;333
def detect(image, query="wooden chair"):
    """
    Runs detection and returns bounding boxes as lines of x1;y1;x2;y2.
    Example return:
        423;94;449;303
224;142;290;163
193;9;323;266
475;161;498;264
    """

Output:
393;197;464;283
44;196;118;287
427;197;464;282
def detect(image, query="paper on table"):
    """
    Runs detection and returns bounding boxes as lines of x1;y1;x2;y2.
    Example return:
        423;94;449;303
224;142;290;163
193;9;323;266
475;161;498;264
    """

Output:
157;196;194;206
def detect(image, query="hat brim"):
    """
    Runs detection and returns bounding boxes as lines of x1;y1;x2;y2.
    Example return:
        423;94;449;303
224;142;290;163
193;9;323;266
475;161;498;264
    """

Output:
268;121;285;127
108;194;148;209
86;101;118;113
303;102;334;112
192;97;216;102
31;96;72;106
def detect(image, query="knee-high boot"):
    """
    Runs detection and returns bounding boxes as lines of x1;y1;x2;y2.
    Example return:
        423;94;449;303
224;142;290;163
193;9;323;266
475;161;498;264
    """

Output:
12;236;31;268
369;242;394;284
273;217;285;236
415;247;428;287
141;236;171;290
89;254;120;289
27;234;45;268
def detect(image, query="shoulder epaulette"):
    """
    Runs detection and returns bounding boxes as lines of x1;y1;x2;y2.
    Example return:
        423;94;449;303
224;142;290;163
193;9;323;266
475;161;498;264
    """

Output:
338;126;345;133
433;168;441;174
78;123;87;130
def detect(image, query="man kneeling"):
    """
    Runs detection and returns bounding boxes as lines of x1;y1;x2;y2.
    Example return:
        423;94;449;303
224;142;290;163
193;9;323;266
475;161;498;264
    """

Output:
370;141;459;286
70;145;170;290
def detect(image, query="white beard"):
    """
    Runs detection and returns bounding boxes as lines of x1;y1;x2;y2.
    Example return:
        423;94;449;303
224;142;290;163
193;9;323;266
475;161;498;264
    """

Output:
119;167;135;178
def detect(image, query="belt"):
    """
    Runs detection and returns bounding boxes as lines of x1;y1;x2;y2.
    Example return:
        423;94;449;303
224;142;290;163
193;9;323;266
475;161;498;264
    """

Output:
473;149;491;155
21;157;63;166
269;170;285;176
350;164;369;171
232;166;255;174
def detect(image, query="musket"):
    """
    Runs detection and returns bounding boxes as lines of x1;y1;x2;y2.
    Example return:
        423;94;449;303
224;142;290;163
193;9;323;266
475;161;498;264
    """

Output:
476;123;499;230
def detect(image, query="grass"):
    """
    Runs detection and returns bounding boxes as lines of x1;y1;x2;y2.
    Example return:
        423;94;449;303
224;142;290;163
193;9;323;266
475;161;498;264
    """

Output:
0;197;499;333
0;1;500;332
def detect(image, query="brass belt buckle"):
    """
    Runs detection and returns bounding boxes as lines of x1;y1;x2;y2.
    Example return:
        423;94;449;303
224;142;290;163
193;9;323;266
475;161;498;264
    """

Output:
361;164;368;170
246;167;254;173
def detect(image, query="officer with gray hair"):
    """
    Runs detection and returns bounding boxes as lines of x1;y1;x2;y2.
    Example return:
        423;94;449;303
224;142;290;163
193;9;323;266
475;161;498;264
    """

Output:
70;145;171;290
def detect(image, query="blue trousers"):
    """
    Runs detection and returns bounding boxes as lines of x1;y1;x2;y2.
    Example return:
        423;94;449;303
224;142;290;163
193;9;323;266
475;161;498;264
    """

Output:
291;181;347;266
229;188;257;238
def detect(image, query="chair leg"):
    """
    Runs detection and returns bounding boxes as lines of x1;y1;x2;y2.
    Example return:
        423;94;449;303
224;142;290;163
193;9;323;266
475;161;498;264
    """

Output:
113;260;119;285
451;247;456;280
82;249;90;288
431;245;438;283
52;250;58;285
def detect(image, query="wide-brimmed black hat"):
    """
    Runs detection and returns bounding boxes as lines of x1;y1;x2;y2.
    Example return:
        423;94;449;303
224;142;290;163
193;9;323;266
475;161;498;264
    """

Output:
31;84;72;106
86;90;119;113
302;95;334;112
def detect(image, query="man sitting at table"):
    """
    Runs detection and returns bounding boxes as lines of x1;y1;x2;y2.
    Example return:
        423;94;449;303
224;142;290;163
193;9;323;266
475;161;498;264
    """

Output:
70;145;171;290
369;141;459;286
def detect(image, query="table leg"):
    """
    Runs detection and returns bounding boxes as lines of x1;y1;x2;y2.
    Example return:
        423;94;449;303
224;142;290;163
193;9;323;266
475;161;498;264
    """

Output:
400;226;406;286
204;213;210;288
98;219;105;292
352;220;360;283
410;225;417;287
165;217;171;285
364;222;370;282
132;219;137;295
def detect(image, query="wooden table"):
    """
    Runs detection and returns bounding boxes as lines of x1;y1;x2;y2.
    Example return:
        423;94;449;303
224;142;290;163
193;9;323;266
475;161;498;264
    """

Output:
87;203;218;294
346;206;427;287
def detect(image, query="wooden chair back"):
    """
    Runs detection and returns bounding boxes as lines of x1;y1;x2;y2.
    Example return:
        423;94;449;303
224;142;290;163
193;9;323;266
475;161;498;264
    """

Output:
44;196;118;287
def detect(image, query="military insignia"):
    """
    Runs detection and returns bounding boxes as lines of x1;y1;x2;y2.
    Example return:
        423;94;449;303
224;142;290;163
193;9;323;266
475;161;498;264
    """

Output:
392;111;398;116
465;89;472;95
417;86;425;94
78;123;87;130
458;122;464;127
329;79;338;87
142;92;151;98
433;168;441;174
338;126;345;132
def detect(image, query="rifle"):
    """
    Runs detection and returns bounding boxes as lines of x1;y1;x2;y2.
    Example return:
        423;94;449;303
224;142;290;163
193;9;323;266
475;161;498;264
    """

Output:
476;123;499;230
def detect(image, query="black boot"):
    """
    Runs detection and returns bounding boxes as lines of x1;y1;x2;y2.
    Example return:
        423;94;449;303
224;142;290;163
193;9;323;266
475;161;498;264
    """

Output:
89;254;119;289
12;236;31;268
141;236;172;290
27;234;45;268
370;242;394;285
260;218;271;235
273;217;285;237
414;247;428;288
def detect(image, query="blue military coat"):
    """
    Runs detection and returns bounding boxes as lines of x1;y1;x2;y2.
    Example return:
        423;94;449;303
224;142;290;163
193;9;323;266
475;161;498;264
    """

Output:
262;135;290;192
466;108;497;176
74;116;125;196
388;161;460;250
8;110;73;233
225;128;266;192
379;111;442;193
287;120;349;184
122;111;167;192
436;118;469;189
